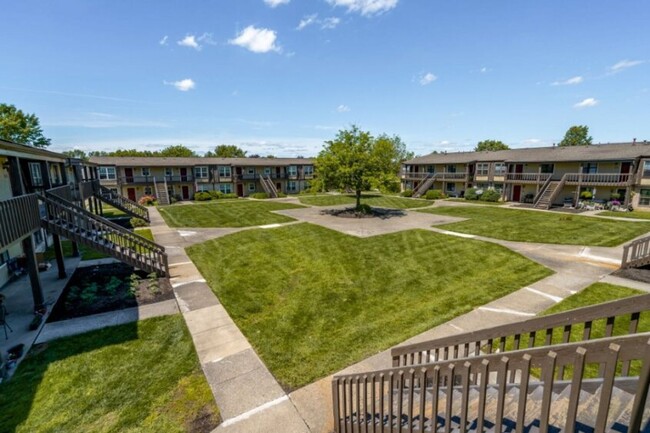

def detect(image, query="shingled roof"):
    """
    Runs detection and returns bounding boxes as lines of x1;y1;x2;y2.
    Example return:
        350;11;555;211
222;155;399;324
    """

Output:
405;142;650;165
88;156;314;167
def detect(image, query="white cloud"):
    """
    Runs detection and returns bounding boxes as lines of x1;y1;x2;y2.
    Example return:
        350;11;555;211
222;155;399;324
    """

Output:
164;78;196;92
327;0;398;16
178;35;199;49
159;35;168;46
321;17;341;29
297;14;318;30
264;0;290;7
551;76;583;86
480;67;488;73
229;26;280;53
337;104;350;112
610;59;645;73
419;72;437;86
574;97;598;109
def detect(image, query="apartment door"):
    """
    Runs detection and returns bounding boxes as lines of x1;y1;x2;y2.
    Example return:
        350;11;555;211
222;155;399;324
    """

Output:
236;184;244;196
512;185;522;202
276;167;281;178
180;168;188;182
276;182;281;191
125;168;134;183
181;185;190;200
620;162;632;182
515;164;524;174
127;187;136;201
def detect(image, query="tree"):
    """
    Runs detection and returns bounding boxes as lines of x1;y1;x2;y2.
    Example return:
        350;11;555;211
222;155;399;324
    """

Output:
61;149;88;160
158;144;197;157
372;134;413;193
475;140;509;151
559;125;592;147
208;144;247;158
0;103;51;147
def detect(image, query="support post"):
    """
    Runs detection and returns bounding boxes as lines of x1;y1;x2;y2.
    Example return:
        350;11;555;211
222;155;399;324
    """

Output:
8;157;25;196
52;234;67;279
22;236;45;312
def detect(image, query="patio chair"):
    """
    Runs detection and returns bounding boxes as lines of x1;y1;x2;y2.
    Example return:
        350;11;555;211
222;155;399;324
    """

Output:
0;300;12;340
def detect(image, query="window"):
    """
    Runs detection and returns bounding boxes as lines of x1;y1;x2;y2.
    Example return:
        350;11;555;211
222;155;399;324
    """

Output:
140;167;150;176
29;162;43;186
165;167;174;177
446;183;456;192
494;163;506;175
426;165;435;174
643;161;650;178
167;186;174;196
582;163;597;174
540;164;554;174
476;163;489;176
218;166;232;177
264;167;271;175
640;189;650;206
218;183;233;194
144;186;152;195
287;166;298;177
247;168;255;175
194;166;208;179
304;166;314;177
248;183;256;192
99;166;116;180
196;184;210;192
287;181;297;192
446;165;457;173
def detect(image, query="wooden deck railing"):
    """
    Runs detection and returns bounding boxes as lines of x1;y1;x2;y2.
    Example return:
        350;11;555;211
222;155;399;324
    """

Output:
46;184;74;202
505;173;552;183
0;194;42;249
622;235;650;269
79;179;99;200
565;173;631;185
391;293;650;370
333;333;650;433
95;185;149;221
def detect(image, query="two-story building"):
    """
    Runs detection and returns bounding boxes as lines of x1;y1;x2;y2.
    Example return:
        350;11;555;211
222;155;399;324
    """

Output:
402;142;650;209
88;156;315;202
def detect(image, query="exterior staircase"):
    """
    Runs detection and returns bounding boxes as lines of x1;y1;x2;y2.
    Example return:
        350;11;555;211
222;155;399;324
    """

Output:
95;184;149;222
621;235;650;269
154;177;170;205
333;294;650;433
533;175;566;209
41;193;169;276
413;173;437;198
260;175;279;198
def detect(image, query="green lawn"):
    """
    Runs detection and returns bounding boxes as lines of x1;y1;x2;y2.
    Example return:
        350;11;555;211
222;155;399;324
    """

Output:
101;204;128;218
598;210;650;220
444;198;506;206
158;201;305;227
187;223;552;389
0;315;219;433
135;228;154;241
44;240;108;261
418;206;650;246
298;194;432;209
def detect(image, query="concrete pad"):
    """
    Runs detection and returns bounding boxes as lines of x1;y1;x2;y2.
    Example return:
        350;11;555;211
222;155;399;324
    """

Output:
203;348;265;385
215;398;309;433
184;304;234;335
290;378;334;433
198;336;252;364
174;282;220;312
600;275;650;293
212;365;286;420
192;324;247;352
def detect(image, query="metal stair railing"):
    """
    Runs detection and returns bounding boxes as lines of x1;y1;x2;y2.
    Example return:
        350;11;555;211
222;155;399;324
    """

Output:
333;333;650;433
95;184;149;222
40;193;168;276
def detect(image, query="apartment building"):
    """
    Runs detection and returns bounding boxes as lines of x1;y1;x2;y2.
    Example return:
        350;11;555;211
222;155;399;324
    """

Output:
89;156;315;202
402;141;650;209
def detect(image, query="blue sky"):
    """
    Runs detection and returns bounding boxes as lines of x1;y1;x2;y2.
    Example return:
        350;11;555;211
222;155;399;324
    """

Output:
1;0;648;156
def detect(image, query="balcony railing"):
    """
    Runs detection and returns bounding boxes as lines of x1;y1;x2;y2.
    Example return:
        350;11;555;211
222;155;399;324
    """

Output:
118;175;194;184
402;172;467;180
0;194;42;249
505;173;552;182
565;173;632;185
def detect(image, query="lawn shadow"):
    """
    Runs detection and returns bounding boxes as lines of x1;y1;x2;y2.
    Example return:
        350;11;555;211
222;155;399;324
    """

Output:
0;321;139;432
320;207;407;220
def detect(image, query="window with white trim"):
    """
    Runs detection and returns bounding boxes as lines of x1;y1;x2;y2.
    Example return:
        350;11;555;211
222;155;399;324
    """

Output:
264;167;271;175
144;186;152;195
196;184;210;192
247;168;255;175
165;167;174;177
248;183;255;192
476;163;489;176
446;165;457;173
446;183;456;192
494;163;506;175
287;166;297;177
640;189;650;206
304;166;314;177
29;163;43;186
287;181;297;192
99;166;116;180
194;166;209;178
582;163;598;174
540;164;554;174
141;167;150;176
218;183;233;194
218;166;231;177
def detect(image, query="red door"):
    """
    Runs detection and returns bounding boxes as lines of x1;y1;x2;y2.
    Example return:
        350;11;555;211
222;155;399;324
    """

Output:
515;164;524;174
180;168;188;182
620;162;632;182
125;168;134;183
182;185;190;200
237;184;244;197
512;185;522;202
127;188;136;201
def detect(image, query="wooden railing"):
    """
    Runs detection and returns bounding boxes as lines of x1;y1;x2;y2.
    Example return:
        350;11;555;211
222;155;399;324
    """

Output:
40;194;168;276
565;173;631;185
402;172;467;180
333;333;650;433
622;235;650;269
532;175;556;207
46;184;74;203
0;194;42;249
505;173;552;183
79;179;99;200
95;185;149;222
391;293;650;369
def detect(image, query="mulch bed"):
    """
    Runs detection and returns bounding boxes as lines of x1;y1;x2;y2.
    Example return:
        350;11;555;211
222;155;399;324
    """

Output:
321;207;406;219
48;263;174;322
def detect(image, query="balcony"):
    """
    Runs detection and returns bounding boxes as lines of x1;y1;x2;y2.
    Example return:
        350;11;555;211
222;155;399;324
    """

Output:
0;194;42;249
504;173;552;183
401;172;467;181
564;172;632;186
118;175;194;184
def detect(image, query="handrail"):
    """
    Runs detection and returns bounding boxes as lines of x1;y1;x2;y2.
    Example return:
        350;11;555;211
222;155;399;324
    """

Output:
533;175;554;206
505;173;552;182
96;184;149;221
413;173;437;197
333;333;650;433
46;184;74;203
622;235;650;269
565;173;631;184
391;293;650;368
0;194;42;249
79;180;98;201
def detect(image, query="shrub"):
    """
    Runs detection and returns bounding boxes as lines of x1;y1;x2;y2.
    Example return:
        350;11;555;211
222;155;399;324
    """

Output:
209;191;223;199
580;190;593;200
480;189;501;202
130;217;148;228
401;189;413;197
610;192;621;200
250;192;269;199
194;191;212;201
222;193;238;199
425;190;445;200
465;188;479;200
277;192;287;198
138;195;157;206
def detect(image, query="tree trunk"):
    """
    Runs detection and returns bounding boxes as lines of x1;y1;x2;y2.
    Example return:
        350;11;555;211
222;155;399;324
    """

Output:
356;189;361;209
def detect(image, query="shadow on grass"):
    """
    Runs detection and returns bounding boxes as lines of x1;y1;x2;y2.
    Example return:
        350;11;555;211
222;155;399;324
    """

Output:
321;207;408;220
0;321;138;432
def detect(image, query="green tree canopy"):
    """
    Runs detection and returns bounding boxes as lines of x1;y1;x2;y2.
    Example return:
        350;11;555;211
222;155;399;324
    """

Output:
206;144;247;158
372;134;414;193
559;125;592;147
158;144;197;157
61;149;89;160
475;140;510;151
0;103;51;147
